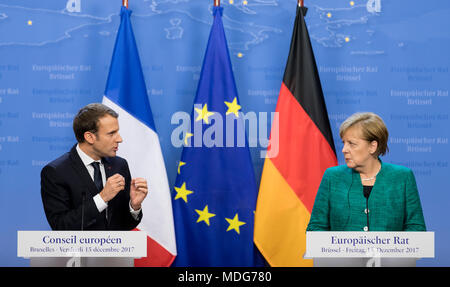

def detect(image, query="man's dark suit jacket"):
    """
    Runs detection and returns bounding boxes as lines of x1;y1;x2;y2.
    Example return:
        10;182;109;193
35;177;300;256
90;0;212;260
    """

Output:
41;145;142;230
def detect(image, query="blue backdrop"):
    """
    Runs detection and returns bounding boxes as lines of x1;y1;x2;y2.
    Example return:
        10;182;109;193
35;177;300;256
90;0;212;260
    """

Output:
0;0;448;267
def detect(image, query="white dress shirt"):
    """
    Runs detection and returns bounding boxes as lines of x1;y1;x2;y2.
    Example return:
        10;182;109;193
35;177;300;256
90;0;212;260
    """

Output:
76;144;141;220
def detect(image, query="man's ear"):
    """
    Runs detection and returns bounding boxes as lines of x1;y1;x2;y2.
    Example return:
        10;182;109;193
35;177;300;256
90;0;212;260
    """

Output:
84;132;96;144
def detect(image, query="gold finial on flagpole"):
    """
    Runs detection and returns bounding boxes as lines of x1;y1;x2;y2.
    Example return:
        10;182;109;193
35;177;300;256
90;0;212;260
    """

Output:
123;0;129;9
214;0;220;7
298;0;304;7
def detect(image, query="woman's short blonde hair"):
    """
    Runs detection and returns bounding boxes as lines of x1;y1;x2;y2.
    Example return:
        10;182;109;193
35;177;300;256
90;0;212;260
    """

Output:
339;112;389;156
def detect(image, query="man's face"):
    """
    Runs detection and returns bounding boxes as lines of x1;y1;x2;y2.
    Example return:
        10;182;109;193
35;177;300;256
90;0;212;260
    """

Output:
91;115;123;159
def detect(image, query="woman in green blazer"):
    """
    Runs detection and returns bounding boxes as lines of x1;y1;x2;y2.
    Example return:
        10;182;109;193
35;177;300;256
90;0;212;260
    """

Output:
307;112;426;232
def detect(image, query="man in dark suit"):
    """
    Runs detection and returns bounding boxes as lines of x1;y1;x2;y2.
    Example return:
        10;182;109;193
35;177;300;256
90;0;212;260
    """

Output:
41;103;148;230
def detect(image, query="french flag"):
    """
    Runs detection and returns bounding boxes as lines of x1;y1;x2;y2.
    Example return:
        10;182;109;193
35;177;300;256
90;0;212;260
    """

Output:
102;6;176;266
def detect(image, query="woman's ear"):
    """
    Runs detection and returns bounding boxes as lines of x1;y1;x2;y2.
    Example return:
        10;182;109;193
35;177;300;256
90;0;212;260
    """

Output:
369;140;378;155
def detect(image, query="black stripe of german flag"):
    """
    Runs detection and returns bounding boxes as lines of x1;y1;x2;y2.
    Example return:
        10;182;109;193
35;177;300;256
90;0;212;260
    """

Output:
283;6;336;154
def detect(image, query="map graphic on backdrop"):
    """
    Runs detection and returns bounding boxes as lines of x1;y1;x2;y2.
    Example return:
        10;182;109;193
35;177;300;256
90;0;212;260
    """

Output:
0;1;384;51
0;0;449;266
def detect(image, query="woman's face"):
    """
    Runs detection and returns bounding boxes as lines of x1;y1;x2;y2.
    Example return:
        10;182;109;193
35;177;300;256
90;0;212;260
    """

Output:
341;126;378;171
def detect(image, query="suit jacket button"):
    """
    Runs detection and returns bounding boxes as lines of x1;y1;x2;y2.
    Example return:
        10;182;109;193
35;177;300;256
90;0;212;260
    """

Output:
363;226;369;232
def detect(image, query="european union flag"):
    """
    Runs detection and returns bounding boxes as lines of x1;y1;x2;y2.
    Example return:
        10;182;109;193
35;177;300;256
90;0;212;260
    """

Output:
172;6;259;267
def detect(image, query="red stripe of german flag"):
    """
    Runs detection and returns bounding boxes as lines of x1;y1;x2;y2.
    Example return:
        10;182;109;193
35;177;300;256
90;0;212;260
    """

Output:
254;5;337;267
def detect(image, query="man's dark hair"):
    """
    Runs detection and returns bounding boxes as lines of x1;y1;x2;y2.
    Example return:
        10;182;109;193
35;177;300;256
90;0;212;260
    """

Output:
73;103;118;143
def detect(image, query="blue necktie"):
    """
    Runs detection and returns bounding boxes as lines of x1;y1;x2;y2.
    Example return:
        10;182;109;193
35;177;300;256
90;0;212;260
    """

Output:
92;161;109;225
91;162;103;192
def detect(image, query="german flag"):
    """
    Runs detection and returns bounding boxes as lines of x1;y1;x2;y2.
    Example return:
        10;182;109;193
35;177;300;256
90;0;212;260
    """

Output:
254;4;337;266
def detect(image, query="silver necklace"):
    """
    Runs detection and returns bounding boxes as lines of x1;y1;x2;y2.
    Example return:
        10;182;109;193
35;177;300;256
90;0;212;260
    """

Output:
361;169;380;181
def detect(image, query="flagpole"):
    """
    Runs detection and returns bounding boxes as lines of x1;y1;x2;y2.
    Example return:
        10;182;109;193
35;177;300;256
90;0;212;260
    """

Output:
123;0;129;9
214;0;220;7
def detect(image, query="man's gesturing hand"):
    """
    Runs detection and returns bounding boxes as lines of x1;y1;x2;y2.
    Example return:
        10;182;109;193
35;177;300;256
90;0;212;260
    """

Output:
99;173;125;202
130;178;148;211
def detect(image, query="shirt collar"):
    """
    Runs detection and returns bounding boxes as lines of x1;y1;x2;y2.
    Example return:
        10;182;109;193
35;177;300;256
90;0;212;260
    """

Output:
76;144;101;166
